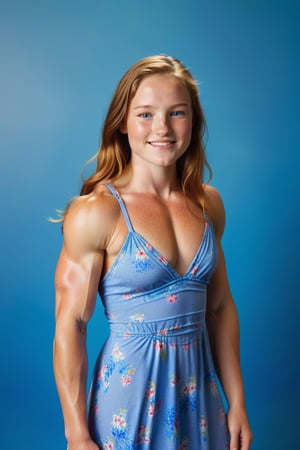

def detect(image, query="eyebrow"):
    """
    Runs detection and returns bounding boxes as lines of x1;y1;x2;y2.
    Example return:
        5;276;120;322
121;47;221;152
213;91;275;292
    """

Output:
133;103;190;110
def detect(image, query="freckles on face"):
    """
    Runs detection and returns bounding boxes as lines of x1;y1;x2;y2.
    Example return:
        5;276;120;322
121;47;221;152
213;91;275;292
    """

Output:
123;74;193;165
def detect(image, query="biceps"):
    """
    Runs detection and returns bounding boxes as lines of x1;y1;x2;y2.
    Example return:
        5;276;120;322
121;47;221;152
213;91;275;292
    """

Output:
55;250;103;323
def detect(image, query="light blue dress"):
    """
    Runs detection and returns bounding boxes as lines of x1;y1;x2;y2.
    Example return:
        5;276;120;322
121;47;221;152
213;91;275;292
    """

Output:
88;184;229;449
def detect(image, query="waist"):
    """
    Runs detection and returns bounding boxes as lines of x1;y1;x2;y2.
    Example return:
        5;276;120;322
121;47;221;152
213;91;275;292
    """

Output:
109;312;206;339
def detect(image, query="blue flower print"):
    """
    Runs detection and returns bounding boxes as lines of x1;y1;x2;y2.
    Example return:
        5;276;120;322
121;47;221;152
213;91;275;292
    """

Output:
97;344;135;393
103;409;134;450
133;248;154;272
181;377;198;412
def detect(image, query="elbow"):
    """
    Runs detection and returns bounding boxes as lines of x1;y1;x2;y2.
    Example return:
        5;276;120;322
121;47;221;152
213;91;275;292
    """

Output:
207;299;225;321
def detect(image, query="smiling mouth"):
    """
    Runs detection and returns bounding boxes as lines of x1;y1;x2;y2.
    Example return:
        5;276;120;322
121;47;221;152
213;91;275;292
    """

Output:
147;140;176;148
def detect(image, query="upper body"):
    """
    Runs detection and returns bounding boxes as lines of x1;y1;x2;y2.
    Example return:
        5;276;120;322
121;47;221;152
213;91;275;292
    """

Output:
53;56;252;450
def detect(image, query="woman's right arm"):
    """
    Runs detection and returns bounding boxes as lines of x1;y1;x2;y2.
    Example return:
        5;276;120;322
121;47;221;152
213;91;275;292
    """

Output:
53;195;108;450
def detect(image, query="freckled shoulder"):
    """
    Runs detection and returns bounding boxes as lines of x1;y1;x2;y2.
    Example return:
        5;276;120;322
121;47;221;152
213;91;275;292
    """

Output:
62;185;122;253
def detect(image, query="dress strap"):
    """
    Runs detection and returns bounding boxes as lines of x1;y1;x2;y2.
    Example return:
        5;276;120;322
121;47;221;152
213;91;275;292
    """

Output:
105;183;134;232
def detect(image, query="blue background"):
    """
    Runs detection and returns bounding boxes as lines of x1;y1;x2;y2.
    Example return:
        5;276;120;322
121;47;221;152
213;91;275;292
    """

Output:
0;1;299;449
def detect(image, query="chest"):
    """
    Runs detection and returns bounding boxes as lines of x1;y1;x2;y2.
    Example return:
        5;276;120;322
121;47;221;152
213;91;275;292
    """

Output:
108;194;207;277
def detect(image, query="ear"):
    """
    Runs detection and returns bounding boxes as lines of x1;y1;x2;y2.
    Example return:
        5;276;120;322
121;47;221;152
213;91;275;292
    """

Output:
120;123;127;134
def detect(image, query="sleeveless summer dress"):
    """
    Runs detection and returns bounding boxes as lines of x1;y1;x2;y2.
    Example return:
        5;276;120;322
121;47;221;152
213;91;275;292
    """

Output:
88;184;229;449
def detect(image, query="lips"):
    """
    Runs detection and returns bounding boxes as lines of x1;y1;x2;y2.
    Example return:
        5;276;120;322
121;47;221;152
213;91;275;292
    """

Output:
147;140;176;148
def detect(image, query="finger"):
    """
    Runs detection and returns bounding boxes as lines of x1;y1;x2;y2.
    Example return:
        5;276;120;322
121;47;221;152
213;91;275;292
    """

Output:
240;431;252;450
229;431;239;450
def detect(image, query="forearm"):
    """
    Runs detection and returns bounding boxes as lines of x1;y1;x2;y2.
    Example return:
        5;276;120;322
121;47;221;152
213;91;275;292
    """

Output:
53;320;91;442
207;300;246;409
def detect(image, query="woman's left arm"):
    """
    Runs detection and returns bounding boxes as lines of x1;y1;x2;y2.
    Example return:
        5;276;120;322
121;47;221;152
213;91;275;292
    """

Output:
205;186;253;450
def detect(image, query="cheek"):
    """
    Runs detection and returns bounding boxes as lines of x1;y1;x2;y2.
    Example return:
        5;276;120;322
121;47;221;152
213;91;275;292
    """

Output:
177;121;192;142
127;121;149;140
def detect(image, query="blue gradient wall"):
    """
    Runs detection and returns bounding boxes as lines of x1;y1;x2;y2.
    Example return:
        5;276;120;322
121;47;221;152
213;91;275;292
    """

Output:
0;1;298;449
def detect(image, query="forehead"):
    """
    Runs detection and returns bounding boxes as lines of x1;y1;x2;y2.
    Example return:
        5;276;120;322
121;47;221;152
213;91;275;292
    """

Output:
130;74;191;107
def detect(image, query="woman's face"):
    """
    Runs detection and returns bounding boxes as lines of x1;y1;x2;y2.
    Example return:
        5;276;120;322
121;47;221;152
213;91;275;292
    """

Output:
123;74;193;169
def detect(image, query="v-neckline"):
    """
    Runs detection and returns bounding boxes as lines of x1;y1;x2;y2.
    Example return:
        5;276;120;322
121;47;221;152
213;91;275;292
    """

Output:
103;182;209;281
131;222;208;278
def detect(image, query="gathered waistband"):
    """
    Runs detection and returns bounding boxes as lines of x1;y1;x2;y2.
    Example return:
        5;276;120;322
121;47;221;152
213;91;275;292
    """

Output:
108;312;206;341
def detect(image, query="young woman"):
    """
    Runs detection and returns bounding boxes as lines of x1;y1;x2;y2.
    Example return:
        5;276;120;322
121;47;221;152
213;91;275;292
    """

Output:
53;55;252;450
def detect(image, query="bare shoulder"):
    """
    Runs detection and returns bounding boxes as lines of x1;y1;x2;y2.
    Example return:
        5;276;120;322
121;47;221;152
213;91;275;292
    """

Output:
203;184;226;239
63;185;121;255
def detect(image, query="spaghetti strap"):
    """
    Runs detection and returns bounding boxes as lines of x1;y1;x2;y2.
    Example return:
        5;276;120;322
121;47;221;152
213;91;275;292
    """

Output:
201;188;211;223
105;183;134;232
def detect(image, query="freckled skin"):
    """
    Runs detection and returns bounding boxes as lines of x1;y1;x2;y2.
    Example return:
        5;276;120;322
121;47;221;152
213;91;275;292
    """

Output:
123;75;192;169
53;71;252;450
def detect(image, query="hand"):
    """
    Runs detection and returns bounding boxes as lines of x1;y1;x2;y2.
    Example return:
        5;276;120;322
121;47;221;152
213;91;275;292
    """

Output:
67;439;100;450
227;405;253;450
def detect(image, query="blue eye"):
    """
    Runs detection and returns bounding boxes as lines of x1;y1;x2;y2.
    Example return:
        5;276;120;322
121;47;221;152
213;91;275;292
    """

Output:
170;111;184;117
139;112;152;119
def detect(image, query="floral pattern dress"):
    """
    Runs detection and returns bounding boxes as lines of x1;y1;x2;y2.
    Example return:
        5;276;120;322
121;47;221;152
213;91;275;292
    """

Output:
88;184;229;449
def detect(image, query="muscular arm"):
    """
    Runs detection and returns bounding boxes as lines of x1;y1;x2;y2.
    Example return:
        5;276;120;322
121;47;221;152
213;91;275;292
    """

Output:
53;195;109;449
206;187;252;450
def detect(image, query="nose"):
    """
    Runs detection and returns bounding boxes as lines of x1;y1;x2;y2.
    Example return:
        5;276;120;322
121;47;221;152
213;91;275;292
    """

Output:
152;114;170;135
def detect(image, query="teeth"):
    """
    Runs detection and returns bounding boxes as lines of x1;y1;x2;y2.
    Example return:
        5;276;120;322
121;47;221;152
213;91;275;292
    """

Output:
149;141;174;146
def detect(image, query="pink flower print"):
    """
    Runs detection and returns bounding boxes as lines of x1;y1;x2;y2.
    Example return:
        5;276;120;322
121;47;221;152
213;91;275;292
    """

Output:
98;364;106;380
191;265;198;275
183;379;197;396
146;383;156;399
182;344;190;351
145;242;153;250
112;344;125;362
123;293;131;300
103;440;114;450
183;385;190;396
94;405;99;414
148;399;161;416
154;340;166;351
200;415;208;441
134;249;153;272
200;417;207;428
120;365;135;387
158;255;168;265
167;294;177;303
137;424;151;443
158;328;168;336
123;330;131;338
112;411;127;430
170;342;177;349
174;419;179;431
148;402;156;416
120;375;132;387
189;384;196;394
170;374;180;386
182;378;198;411
136;249;147;259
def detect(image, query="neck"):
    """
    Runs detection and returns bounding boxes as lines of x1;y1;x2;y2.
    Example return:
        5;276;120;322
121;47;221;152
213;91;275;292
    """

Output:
119;162;181;199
